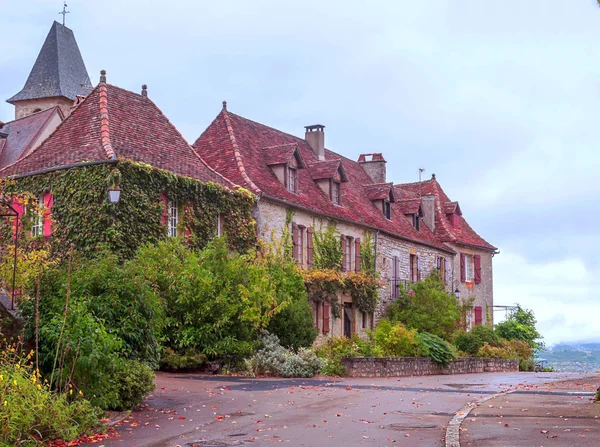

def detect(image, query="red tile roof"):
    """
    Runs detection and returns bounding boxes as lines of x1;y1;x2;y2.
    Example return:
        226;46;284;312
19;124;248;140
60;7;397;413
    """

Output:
263;143;301;166
194;108;453;253
395;177;496;251
0;107;62;170
396;198;422;215
308;159;347;182
0;82;232;188
364;182;395;202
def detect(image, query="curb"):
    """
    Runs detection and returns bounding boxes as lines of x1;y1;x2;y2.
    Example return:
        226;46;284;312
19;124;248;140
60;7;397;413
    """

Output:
445;388;516;447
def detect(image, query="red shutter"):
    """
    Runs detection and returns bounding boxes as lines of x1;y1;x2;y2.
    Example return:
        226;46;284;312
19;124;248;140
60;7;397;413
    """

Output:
292;222;298;261
160;193;168;224
307;227;314;266
323;301;330;334
474;255;482;284
474;306;483;326
354;238;361;272
460;253;466;282
340;234;346;271
43;191;53;237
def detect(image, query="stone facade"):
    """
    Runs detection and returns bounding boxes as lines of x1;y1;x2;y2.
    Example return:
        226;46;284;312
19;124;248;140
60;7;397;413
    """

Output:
12;97;74;120
342;356;518;378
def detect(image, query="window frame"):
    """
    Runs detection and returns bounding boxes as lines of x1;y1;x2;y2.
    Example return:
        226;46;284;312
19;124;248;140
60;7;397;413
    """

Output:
465;254;474;282
410;254;419;283
167;199;179;238
31;195;44;237
216;213;224;237
297;225;305;265
383;200;392;220
332;180;341;205
345;236;353;271
287;166;298;193
412;214;420;231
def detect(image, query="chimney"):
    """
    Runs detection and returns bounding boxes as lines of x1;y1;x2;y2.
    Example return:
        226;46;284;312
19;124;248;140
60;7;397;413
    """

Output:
358;153;386;183
421;195;435;231
305;124;325;161
141;84;148;98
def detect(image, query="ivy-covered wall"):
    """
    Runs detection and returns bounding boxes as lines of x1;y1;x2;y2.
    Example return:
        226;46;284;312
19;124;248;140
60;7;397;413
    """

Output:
6;161;256;258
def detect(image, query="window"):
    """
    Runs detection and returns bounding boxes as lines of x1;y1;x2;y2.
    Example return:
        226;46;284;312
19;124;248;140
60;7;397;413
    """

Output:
410;254;419;283
345;236;353;271
167;199;178;237
391;255;400;298
31;195;44;237
465;254;473;282
332;181;340;205
383;200;392;220
437;256;446;282
216;213;224;237
297;226;305;265
412;214;420;231
287;167;297;193
361;311;367;329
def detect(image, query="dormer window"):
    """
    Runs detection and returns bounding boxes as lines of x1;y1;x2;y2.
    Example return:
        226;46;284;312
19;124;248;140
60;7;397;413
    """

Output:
383;200;392;220
332;181;340;205
412;214;420;231
287;167;297;193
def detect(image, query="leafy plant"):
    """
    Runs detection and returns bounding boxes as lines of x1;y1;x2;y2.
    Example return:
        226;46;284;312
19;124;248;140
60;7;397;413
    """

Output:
314;336;375;376
111;360;155;411
495;305;544;351
416;332;457;366
312;221;343;270
371;319;422;357
159;348;207;371
385;270;461;340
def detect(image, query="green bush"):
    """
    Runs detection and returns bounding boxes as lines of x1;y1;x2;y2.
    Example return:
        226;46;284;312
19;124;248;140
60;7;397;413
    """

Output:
416;332;457;366
111;360;155;411
385;271;461;340
495;305;544;351
314;336;375;376
372;319;422;357
476;342;511;359
471;325;500;346
0;347;101;446
266;258;316;350
159;348;207;371
453;330;483;355
280;348;323;378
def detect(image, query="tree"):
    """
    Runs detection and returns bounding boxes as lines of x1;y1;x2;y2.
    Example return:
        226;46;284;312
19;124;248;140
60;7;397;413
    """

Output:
495;304;544;351
385;271;461;341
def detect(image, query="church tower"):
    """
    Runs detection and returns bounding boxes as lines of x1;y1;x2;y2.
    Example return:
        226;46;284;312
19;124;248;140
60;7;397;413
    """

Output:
7;21;92;120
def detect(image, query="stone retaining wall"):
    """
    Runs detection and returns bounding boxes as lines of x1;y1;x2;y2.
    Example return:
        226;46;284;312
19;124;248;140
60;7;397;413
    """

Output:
342;357;518;378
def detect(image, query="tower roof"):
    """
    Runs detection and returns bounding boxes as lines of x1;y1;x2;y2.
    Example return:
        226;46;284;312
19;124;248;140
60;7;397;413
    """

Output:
7;21;92;104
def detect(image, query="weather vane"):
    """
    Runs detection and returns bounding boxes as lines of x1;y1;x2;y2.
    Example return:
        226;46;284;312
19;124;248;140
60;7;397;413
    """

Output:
59;2;70;26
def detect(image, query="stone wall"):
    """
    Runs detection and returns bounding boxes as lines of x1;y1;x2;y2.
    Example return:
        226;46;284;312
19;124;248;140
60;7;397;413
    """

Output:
342;357;518;378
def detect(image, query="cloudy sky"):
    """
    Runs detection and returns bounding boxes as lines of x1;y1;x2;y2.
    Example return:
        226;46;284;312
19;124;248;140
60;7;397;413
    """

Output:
1;0;598;346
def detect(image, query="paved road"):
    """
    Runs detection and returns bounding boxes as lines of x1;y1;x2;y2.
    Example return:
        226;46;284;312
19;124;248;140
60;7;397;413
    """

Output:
85;372;597;447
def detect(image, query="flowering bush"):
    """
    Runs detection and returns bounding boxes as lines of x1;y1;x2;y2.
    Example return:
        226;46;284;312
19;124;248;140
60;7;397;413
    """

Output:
0;342;101;446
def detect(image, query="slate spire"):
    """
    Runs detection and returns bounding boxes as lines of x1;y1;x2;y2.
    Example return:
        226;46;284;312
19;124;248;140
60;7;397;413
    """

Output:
7;21;92;104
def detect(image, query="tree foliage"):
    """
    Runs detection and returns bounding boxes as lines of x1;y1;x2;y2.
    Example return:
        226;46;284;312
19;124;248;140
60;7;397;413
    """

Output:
385;270;461;340
495;304;544;351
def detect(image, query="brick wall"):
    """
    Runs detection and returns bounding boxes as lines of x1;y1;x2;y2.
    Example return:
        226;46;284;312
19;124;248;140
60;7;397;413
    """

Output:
342;357;518;378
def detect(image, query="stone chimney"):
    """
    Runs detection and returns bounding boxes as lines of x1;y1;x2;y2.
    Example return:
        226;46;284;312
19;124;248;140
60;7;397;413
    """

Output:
358;153;386;183
305;124;325;161
421;195;435;231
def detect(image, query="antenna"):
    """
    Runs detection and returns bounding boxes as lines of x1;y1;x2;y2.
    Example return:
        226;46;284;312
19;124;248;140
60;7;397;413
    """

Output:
59;2;70;26
419;168;425;196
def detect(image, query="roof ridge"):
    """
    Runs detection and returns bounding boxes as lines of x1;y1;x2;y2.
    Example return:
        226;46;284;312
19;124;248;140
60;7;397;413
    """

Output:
1;106;57;126
221;109;261;194
98;81;115;159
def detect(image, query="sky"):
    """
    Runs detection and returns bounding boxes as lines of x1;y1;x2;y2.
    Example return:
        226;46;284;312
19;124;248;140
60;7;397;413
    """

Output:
0;0;598;347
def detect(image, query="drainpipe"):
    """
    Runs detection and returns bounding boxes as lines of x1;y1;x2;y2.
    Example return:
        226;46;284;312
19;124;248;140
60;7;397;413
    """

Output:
373;230;379;273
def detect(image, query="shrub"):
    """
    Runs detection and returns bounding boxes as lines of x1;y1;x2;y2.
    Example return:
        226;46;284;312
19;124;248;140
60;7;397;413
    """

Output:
476;342;511;359
159;348;207;371
471;325;500;346
416;332;457;366
266;258;316;350
495;305;544;351
245;333;323;378
372;319;422;357
453;330;483;355
314;336;375;376
111;360;155;411
385;271;461;340
0;347;101;446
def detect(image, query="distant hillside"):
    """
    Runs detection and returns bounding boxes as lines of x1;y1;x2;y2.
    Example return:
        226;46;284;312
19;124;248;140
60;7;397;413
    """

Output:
538;342;600;372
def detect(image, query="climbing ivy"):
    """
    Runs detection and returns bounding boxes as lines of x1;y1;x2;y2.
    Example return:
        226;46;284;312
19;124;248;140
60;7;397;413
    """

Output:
3;161;256;259
312;221;343;270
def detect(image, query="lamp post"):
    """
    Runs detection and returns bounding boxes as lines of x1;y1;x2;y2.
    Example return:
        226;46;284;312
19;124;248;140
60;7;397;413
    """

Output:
108;186;120;204
454;288;461;299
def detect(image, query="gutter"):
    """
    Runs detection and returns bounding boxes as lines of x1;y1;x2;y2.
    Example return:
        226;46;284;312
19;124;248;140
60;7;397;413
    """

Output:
454;240;499;255
9;158;118;180
261;194;455;255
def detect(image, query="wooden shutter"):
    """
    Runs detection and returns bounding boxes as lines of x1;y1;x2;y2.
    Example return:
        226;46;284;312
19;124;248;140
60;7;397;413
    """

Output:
323;301;330;334
340;234;346;271
307;227;314;266
474;306;483;326
474;255;482;284
354;238;361;272
160;193;169;224
43;191;53;237
292;222;298;261
460;253;466;282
